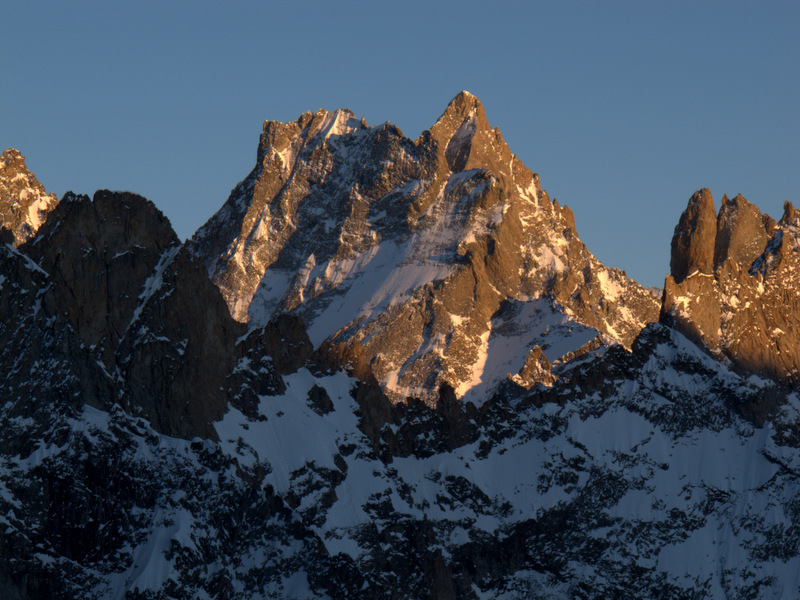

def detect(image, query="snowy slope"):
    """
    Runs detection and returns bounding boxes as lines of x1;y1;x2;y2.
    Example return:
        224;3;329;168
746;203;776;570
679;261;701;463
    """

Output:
3;310;798;598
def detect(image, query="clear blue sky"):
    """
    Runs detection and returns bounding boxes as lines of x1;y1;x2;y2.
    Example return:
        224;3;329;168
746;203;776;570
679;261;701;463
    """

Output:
2;1;797;287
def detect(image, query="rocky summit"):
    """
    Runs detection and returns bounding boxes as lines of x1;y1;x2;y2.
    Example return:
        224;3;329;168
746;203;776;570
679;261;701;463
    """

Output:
0;148;58;246
188;91;660;404
1;94;799;600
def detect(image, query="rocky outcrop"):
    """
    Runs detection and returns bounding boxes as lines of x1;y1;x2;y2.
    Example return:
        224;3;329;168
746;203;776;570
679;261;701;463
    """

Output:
190;92;660;403
670;188;717;283
513;346;556;388
0;148;58;246
714;193;775;270
662;191;800;384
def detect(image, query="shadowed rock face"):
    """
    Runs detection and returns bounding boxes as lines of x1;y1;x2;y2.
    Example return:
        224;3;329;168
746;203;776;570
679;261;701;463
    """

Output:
0;242;118;457
18;190;248;439
0;148;58;246
22;190;181;367
189;92;660;403
662;190;799;384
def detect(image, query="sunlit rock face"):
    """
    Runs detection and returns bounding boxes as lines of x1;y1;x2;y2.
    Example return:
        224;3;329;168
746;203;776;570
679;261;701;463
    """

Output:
0;148;58;246
669;187;717;284
663;190;800;384
189;92;660;403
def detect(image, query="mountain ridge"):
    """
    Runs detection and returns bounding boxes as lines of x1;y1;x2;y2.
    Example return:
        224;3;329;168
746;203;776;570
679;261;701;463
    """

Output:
1;93;799;599
663;188;800;385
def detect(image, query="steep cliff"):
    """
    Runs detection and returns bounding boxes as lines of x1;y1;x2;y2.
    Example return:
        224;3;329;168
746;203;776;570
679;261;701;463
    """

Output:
662;190;800;384
189;92;660;403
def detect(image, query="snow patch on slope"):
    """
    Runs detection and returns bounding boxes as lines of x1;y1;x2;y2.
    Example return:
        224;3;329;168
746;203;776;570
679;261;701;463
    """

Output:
461;298;599;403
125;244;181;333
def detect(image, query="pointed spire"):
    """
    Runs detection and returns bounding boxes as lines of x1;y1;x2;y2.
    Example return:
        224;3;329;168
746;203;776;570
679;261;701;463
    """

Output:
425;92;511;173
670;188;717;283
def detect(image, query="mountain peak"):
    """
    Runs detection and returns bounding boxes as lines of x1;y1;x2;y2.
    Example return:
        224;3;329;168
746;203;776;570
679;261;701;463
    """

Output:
300;107;362;139
425;91;513;175
430;91;489;134
439;90;485;120
781;199;800;227
714;192;772;271
191;95;660;404
0;147;58;246
2;147;25;166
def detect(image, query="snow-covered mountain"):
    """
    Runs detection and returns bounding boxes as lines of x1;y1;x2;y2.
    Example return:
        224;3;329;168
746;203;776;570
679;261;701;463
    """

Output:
188;92;660;403
1;92;800;600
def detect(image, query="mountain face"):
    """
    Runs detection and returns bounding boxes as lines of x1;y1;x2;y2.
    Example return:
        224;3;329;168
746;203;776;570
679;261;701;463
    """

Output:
6;189;258;440
188;92;660;403
663;189;800;384
2;92;800;600
0;148;58;246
